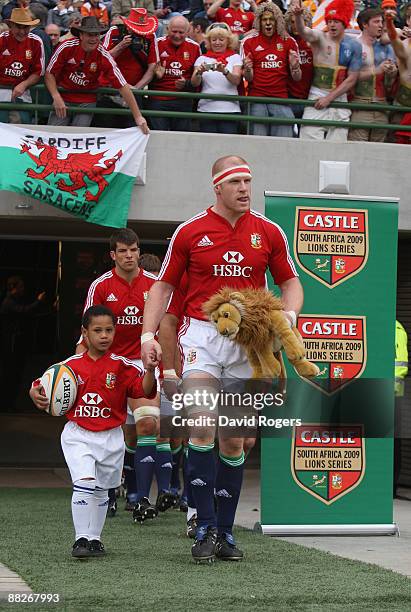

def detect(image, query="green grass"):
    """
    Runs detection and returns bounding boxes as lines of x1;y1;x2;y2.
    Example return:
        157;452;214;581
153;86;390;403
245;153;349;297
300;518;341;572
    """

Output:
0;488;410;612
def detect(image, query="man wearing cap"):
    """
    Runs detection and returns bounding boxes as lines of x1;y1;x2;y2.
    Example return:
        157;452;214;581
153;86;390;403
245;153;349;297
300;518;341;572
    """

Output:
348;8;397;142
293;0;362;141
147;15;200;131
0;8;45;124
207;0;255;36
241;2;302;138
45;16;149;132
140;155;302;563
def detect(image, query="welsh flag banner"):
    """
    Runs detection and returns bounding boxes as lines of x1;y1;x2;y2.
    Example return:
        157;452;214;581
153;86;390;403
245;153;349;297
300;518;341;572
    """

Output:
0;123;149;228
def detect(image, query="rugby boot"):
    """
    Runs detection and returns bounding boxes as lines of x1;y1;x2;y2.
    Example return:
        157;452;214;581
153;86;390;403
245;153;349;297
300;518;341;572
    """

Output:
88;540;106;557
186;514;197;539
156;490;178;512
71;538;90;558
191;526;218;564
215;533;244;561
133;497;158;523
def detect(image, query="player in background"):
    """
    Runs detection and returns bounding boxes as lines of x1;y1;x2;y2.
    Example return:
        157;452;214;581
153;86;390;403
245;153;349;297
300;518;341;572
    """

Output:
141;155;302;563
77;230;168;524
29;305;157;558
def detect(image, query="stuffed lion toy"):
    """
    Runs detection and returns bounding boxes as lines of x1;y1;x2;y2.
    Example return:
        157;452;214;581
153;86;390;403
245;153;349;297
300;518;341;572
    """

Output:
203;287;319;380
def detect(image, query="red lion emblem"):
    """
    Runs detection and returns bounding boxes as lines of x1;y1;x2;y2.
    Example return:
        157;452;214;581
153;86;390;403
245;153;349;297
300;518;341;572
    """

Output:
20;139;123;202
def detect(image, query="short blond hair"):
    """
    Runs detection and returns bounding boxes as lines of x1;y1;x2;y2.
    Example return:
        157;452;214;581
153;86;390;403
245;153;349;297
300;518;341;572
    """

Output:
205;24;238;51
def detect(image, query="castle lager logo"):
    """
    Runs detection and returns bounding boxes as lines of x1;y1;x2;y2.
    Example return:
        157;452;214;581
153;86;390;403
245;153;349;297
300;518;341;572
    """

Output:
291;424;365;504
297;314;367;395
294;207;369;287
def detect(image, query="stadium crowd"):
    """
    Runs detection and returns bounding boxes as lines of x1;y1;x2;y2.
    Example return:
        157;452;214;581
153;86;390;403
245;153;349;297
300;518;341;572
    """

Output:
0;0;411;140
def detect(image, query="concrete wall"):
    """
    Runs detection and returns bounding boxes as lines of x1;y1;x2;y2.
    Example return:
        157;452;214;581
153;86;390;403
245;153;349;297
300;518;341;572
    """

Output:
1;128;411;233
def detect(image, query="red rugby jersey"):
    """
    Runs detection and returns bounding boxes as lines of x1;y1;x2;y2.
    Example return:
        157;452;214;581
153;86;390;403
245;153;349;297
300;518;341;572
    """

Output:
0;31;44;87
148;36;200;99
241;32;299;98
81;268;156;359
158;208;298;321
102;26;159;86
214;7;254;35
288;36;313;100
63;351;156;431
47;38;126;103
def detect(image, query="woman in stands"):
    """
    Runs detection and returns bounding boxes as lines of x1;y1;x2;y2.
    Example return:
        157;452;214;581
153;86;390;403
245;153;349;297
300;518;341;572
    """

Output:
191;22;242;134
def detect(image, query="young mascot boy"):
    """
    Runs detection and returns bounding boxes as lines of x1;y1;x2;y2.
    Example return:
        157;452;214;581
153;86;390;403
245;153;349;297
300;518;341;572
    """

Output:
29;305;157;558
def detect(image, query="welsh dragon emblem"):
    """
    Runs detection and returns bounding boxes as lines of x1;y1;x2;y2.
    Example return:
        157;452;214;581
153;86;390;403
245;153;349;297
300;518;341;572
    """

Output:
20;139;123;202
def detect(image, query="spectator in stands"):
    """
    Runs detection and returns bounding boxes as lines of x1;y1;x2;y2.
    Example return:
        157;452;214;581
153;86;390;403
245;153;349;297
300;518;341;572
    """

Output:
241;2;301;138
59;12;81;40
400;1;411;37
348;8;397;142
30;2;53;61
0;8;45;124
154;0;191;37
207;0;255;37
47;0;81;34
386;8;411;140
284;5;313;125
45;23;62;47
191;22;242;133
97;8;159;127
2;0;32;21
293;0;362;141
147;15;200;130
45;15;149;131
111;0;155;20
81;0;109;26
189;16;208;52
192;0;213;20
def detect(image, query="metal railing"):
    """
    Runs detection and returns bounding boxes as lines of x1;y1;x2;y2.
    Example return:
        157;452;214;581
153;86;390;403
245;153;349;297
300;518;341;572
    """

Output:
1;84;410;134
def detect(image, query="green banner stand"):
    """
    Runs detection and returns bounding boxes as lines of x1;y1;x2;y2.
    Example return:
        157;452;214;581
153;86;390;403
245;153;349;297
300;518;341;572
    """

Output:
261;192;399;535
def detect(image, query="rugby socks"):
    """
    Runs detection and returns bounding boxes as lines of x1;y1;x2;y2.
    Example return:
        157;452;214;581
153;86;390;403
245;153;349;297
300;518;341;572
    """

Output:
188;441;216;529
124;443;137;503
182;445;189;500
155;441;173;493
135;436;156;501
71;481;94;540
88;486;109;541
170;443;183;494
215;452;245;536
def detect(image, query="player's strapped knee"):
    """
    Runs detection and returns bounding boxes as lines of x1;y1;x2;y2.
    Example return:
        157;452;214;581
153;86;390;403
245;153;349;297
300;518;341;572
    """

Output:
133;405;160;423
184;385;219;415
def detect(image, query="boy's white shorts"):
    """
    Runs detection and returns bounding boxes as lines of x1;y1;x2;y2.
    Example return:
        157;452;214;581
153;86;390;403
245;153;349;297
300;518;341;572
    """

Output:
61;421;125;490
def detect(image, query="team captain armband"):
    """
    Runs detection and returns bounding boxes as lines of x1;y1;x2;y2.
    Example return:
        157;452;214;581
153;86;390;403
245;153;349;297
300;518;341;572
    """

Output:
212;165;252;188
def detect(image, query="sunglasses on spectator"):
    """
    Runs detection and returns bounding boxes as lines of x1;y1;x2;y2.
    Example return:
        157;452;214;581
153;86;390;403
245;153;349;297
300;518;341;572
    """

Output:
208;22;231;31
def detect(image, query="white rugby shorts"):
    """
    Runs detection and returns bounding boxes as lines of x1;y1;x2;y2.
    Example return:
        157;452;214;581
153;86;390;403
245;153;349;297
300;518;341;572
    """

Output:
61;421;125;490
178;317;252;380
125;358;160;425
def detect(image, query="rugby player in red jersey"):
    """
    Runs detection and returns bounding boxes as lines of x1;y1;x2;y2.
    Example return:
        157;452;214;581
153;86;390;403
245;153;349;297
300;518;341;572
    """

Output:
77;229;170;523
30;305;157;558
141;155;303;563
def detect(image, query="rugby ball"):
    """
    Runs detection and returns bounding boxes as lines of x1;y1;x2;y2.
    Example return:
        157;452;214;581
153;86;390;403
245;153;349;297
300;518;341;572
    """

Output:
40;363;78;417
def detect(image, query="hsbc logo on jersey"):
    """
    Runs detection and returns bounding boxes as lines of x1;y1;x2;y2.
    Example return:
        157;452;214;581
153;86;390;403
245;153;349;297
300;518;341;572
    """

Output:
223;251;244;263
73;392;111;419
117;305;143;325
261;53;283;69
4;61;26;77
166;61;183;76
69;71;90;86
213;251;252;277
299;50;312;65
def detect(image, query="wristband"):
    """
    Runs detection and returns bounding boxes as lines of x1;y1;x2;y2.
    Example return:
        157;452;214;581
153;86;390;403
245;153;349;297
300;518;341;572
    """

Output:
223;68;229;76
141;332;155;345
285;310;297;328
163;369;177;377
